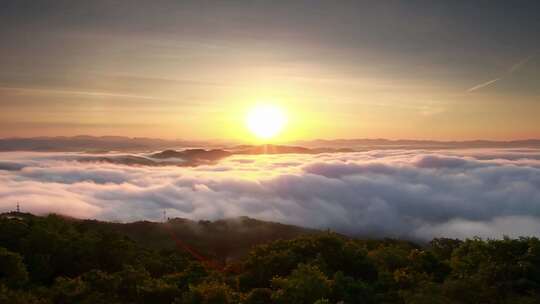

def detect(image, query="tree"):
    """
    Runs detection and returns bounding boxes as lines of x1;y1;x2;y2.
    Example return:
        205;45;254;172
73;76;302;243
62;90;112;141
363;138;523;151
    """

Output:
332;271;374;304
271;264;332;304
179;281;234;304
243;288;272;304
0;247;28;288
429;238;462;261
0;284;49;304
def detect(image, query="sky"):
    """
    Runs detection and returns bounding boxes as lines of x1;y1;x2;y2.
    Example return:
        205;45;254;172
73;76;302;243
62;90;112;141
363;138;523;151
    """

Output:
1;1;540;141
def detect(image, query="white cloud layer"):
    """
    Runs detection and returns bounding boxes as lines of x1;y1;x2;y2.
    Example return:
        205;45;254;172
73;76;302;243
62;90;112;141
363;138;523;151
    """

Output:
1;149;540;240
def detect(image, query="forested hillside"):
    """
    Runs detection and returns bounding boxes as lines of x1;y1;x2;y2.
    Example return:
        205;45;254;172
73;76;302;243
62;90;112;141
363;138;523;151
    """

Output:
1;213;539;303
76;216;316;262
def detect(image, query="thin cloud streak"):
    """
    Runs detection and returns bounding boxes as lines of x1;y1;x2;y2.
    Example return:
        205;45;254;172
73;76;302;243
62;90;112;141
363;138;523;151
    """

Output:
467;77;501;92
509;54;536;73
0;86;166;101
467;53;537;92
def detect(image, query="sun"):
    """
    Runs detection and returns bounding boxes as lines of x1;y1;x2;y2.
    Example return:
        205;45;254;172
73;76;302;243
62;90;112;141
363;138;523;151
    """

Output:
246;104;287;140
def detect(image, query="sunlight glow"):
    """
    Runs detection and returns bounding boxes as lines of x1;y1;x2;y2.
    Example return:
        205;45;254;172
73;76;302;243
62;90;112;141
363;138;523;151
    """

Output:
246;104;287;140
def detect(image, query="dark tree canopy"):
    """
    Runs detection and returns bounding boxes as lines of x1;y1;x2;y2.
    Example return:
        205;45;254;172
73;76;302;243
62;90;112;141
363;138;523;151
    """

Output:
1;213;540;303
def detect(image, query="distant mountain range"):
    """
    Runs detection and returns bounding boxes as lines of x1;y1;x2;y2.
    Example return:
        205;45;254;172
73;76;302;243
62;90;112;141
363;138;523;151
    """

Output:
293;138;540;150
77;145;353;166
0;135;215;152
230;144;354;154
1;135;539;152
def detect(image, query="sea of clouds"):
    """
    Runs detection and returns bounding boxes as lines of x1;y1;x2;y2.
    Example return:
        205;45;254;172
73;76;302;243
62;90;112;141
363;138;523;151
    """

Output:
1;149;540;240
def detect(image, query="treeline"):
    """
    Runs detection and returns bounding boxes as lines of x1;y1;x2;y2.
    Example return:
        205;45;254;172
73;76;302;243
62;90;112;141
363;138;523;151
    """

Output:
1;213;539;303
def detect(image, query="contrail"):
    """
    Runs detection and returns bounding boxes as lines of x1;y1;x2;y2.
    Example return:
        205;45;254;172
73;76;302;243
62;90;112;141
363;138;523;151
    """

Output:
0;86;164;101
509;55;535;73
467;77;502;92
467;53;537;92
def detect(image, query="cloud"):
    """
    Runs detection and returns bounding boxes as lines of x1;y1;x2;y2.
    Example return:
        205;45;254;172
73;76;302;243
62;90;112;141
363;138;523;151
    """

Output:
467;77;501;92
1;149;540;240
0;86;165;101
414;216;540;240
0;161;27;171
467;53;538;92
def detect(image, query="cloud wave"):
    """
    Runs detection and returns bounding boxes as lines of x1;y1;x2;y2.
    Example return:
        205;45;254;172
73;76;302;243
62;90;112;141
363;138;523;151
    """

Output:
1;149;540;240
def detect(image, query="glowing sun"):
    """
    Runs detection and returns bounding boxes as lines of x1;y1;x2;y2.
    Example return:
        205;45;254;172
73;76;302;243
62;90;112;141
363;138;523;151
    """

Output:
246;104;287;139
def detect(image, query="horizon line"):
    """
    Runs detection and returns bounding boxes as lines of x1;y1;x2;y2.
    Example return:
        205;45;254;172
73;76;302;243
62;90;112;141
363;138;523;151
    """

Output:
1;134;540;143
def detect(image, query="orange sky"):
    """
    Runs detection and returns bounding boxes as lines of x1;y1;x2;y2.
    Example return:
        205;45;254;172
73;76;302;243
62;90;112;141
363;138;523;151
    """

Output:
1;1;539;142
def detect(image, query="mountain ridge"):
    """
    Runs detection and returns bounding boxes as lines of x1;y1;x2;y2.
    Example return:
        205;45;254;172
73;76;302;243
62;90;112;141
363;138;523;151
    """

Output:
2;135;540;152
1;212;316;261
